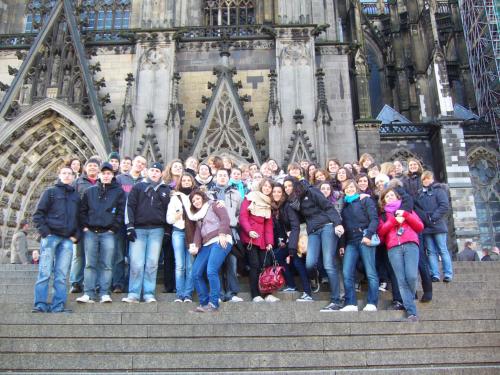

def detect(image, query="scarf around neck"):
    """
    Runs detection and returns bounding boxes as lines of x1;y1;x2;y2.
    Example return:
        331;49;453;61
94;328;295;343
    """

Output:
344;193;360;204
189;201;210;221
384;199;402;214
246;191;271;218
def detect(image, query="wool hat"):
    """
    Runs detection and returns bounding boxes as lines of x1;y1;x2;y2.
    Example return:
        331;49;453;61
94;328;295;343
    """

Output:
108;151;120;161
150;161;164;171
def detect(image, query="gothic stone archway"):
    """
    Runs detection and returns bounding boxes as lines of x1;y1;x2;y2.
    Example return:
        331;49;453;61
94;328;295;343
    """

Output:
0;109;100;251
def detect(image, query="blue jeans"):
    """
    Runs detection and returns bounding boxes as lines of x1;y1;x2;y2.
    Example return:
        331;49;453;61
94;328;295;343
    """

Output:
127;228;164;300
306;223;341;304
172;229;194;299
388;243;419;316
192;241;231;308
343;242;379;306
69;241;85;286
33;235;74;312
222;253;240;299
112;227;128;290
424;233;453;279
293;255;312;295
83;231;115;298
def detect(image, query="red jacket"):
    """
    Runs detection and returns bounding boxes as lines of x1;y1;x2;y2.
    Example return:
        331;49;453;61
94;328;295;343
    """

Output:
377;210;424;250
238;198;274;250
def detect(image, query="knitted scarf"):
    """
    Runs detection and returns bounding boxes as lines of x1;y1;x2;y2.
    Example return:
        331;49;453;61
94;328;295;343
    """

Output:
384;199;402;214
246;191;271;218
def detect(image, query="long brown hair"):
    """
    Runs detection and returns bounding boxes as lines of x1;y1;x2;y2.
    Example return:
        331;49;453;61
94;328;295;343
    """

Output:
378;187;402;211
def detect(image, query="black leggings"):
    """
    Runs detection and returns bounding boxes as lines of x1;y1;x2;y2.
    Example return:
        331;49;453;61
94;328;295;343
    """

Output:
247;245;267;298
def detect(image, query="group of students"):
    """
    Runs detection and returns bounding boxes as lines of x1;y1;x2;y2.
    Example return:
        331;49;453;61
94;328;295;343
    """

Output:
31;152;452;321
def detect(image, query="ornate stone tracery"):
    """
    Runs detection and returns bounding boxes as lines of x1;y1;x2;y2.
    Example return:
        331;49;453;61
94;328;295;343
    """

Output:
204;0;255;27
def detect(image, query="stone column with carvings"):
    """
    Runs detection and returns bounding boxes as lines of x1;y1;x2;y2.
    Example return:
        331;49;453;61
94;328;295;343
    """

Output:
354;120;382;158
273;27;316;165
439;118;480;251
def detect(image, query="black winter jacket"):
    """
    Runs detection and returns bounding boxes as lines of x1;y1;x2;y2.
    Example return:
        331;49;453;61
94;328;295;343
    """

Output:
299;187;342;234
125;181;171;229
341;196;378;244
75;173;98;198
414;183;449;234
79;180;126;233
402;172;422;199
275;201;301;255
33;182;81;239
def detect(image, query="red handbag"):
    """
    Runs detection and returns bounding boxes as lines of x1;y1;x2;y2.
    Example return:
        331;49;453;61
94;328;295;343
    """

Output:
258;249;285;294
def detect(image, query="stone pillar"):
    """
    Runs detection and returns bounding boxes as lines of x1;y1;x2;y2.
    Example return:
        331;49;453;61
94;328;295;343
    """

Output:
439;118;480;251
354;120;381;158
272;27;316;165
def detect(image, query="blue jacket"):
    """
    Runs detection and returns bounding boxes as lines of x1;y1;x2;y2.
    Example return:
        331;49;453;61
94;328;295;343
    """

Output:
341;196;378;244
33;182;81;239
414;183;449;234
79;179;126;233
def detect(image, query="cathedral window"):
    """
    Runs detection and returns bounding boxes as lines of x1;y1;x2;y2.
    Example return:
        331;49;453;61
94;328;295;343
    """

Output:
79;0;131;31
24;0;58;32
204;0;255;27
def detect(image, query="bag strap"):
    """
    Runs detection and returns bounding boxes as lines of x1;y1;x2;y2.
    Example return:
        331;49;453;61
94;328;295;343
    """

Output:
262;248;278;271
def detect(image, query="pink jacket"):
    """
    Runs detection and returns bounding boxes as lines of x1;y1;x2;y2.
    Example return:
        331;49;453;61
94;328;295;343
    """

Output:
238;198;274;250
377;210;424;250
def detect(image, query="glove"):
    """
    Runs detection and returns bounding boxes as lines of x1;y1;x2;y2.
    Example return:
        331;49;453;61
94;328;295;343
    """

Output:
126;227;137;242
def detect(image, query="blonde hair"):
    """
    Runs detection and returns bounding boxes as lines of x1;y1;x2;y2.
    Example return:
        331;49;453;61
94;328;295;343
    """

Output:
421;170;434;181
380;162;395;176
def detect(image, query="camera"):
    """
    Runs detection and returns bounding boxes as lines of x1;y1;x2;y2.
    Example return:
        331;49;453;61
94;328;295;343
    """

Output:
397;227;405;236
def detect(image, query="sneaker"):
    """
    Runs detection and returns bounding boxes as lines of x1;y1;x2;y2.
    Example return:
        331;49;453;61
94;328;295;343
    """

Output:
144;296;157;303
121;297;139;304
100;295;112;303
320;302;342;312
112;287;123;294
196;302;218;313
281;287;297;292
70;283;82;294
252;296;265;303
183;298;193;303
378;282;387;292
265;295;280;302
391;301;405;310
296;293;313;302
31;307;45;313
355;282;361;292
431;277;440;282
229;295;243;302
340;305;358;312
406;314;419;322
174;298;183;303
363;304;377;312
76;295;94;304
443;277;452;283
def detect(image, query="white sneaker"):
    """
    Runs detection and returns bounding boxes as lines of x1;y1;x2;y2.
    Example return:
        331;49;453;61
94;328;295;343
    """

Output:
265;295;280;302
230;295;244;302
252;296;265;303
363;304;377;312
100;295;112;303
340;305;358;312
379;282;388;292
183;298;193;303
121;296;139;304
144;296;157;303
76;295;94;304
174;298;183;303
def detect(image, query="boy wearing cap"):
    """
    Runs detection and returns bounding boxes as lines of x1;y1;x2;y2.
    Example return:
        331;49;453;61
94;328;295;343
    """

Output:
122;162;171;303
76;163;126;303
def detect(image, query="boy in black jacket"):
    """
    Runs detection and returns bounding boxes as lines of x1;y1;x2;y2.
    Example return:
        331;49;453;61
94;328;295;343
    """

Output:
76;162;125;303
32;166;80;313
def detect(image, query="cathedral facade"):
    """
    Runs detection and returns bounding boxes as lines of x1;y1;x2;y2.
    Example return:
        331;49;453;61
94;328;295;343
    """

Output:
0;0;497;253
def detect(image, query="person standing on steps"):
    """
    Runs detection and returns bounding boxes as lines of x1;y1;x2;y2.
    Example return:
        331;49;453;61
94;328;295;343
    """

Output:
456;241;480;261
69;157;101;294
122;162;171;304
10;219;30;264
76;162;125;304
32;166;80;313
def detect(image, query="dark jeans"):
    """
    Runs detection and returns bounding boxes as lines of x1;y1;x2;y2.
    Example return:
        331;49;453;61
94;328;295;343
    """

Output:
247;244;267;298
376;245;389;282
418;234;433;299
112;227;128;291
162;234;176;292
221;253;240;299
293;255;312;295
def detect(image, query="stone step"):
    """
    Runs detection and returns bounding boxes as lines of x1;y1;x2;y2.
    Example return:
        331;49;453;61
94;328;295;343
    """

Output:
2;332;499;353
0;308;496;326
2;319;497;339
0;348;499;371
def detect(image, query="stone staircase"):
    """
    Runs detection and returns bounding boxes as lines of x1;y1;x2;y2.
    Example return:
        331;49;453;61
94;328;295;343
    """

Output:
0;262;499;373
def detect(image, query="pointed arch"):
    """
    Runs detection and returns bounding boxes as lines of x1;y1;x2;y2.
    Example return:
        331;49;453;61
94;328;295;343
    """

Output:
0;101;102;249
